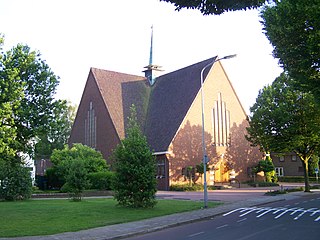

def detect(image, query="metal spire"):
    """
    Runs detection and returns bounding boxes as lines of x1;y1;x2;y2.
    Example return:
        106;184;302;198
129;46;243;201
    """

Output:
143;25;163;86
149;25;153;66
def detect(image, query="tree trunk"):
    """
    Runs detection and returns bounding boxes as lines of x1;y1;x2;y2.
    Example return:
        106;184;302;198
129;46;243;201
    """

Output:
302;158;310;192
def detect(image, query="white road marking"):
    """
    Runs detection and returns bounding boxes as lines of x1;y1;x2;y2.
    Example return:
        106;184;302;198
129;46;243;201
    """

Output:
188;231;205;238
224;206;320;221
294;208;318;220
223;208;246;216
216;224;228;229
290;208;304;215
274;208;299;219
237;218;247;223
240;208;259;217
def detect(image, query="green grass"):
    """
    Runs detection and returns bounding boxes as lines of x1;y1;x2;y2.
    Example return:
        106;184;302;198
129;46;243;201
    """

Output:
0;198;221;237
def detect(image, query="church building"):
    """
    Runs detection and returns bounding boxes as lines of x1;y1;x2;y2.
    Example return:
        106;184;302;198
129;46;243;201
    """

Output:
69;31;262;190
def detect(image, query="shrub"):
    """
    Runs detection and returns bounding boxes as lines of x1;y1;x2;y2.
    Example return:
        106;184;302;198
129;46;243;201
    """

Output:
255;156;277;183
0;162;32;201
247;181;279;187
278;176;318;183
170;184;204;191
45;167;65;189
87;171;115;190
62;159;90;201
49;144;108;190
112;105;157;208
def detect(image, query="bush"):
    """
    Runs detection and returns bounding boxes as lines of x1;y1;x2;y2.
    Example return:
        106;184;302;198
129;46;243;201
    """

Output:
63;159;90;201
278;176;318;183
48;144;109;191
0;162;32;201
247;181;279;187
170;184;204;191
112;105;157;208
87;171;115;190
45;167;65;189
265;187;304;195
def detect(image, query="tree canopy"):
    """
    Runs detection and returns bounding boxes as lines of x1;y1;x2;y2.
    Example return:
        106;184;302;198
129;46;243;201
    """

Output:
261;0;320;99
0;36;74;165
160;0;269;15
246;73;320;191
34;100;76;160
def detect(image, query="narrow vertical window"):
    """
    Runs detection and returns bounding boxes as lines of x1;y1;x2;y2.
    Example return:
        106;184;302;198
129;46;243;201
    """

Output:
84;102;96;148
212;93;230;146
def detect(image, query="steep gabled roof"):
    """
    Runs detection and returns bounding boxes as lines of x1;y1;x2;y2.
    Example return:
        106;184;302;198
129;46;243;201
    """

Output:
145;57;216;152
91;68;148;139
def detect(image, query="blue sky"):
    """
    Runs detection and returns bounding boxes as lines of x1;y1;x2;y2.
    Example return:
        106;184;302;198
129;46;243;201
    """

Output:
0;0;282;112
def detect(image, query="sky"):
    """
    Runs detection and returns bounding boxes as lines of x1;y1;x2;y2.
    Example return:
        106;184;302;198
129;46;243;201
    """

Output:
0;0;282;113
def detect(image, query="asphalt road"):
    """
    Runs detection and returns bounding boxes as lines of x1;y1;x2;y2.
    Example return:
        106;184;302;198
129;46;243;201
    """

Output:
125;192;320;240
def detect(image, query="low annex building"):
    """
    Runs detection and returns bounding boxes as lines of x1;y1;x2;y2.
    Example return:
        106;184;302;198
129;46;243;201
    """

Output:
69;53;262;190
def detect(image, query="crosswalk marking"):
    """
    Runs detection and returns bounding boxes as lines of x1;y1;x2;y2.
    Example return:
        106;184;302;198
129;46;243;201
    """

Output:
223;207;320;222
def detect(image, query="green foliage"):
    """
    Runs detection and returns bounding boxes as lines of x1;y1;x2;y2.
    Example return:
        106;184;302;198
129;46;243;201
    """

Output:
45;167;65;189
63;159;90;201
87;171;115;190
169;184;204;191
265;187;303;195
278;176;319;183
309;155;319;175
1;36;72;177
34;100;76;160
195;162;210;175
51;144;108;174
0;43;60;156
255;158;277;183
112;105;157;208
160;0;268;15
0;199;220;237
48;144;108;192
0;161;32;201
261;0;320;100
247;181;279;187
247;73;320;191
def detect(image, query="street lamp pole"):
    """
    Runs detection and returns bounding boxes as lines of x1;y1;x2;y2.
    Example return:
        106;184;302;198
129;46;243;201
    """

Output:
200;54;236;209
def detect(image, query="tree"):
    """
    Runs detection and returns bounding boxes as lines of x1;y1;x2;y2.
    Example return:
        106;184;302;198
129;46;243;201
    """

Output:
0;35;22;163
112;105;157;208
255;155;277;182
160;0;269;15
195;162;209;181
34;100;76;160
0;40;62;160
247;73;320;191
261;0;320;100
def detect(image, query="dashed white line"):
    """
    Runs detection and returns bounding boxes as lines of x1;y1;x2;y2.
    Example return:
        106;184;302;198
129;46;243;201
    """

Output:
237;218;247;223
216;224;229;229
188;231;205;238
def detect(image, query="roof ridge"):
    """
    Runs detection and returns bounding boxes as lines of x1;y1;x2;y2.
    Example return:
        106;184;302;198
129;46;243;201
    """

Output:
91;67;146;79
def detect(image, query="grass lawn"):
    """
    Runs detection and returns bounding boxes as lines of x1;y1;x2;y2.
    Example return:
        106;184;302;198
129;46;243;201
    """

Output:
0;198;221;237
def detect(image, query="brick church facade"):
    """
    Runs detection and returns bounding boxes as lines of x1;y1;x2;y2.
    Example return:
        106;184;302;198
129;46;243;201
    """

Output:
68;52;264;190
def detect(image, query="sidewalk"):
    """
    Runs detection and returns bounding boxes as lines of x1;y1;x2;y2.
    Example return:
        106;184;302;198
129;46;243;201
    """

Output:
1;188;315;240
